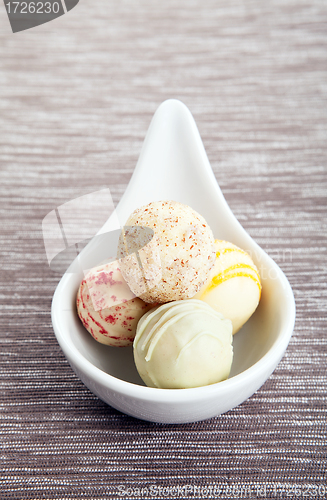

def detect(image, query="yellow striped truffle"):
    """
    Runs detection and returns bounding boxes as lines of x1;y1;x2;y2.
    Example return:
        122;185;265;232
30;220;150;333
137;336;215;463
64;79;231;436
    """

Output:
192;240;262;334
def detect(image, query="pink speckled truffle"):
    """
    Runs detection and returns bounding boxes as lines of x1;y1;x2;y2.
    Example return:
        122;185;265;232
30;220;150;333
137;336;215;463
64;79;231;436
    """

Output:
76;261;153;347
118;200;215;304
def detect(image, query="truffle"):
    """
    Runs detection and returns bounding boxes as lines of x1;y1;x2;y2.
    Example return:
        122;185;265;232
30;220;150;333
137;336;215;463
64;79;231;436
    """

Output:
193;240;261;333
133;299;233;389
118;200;215;304
76;261;153;347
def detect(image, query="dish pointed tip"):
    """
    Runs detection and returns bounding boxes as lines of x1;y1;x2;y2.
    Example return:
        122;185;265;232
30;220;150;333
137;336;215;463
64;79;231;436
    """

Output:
151;99;197;132
115;98;235;232
155;98;191;114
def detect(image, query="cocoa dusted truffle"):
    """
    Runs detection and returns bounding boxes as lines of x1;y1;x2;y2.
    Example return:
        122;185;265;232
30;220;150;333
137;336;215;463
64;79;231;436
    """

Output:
118;200;215;304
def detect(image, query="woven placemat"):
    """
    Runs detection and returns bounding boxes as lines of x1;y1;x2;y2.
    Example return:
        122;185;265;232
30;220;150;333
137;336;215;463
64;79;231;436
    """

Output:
0;0;326;498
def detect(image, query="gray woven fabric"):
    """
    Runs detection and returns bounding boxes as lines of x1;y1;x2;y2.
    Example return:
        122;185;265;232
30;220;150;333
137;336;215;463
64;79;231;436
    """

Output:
0;0;326;498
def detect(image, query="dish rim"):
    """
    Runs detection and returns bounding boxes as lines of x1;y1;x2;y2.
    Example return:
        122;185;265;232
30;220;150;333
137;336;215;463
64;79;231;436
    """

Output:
51;262;295;404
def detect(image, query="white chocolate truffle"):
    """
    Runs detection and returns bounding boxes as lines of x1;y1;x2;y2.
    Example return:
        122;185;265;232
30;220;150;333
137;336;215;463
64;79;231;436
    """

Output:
133;299;233;389
118;200;215;304
193;240;262;334
76;261;153;347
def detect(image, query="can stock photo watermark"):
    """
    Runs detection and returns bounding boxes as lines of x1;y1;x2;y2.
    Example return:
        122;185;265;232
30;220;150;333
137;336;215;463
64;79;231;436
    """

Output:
42;187;161;311
3;0;79;32
115;481;327;498
42;188;292;312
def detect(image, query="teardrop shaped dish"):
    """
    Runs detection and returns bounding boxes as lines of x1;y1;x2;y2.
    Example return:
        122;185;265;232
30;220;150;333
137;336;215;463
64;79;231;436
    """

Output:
51;99;296;424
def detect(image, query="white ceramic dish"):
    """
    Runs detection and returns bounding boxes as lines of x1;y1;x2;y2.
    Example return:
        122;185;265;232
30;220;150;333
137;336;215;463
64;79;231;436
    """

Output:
51;99;296;424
